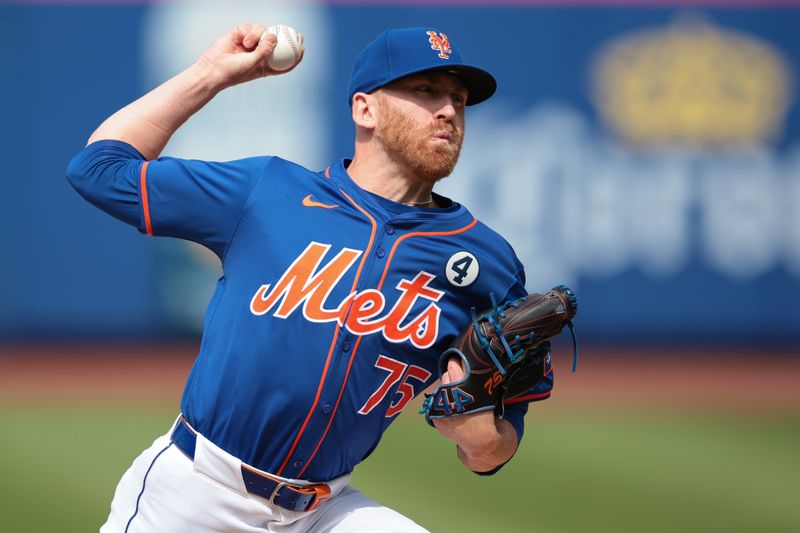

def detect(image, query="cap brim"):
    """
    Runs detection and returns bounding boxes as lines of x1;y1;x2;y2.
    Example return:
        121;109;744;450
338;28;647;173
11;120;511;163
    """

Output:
435;65;497;106
387;64;497;106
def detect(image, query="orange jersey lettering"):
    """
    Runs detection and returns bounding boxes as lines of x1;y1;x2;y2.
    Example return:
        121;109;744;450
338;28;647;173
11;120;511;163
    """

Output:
250;241;444;348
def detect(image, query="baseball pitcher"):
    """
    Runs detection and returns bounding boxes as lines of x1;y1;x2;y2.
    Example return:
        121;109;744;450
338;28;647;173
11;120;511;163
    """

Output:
67;24;575;532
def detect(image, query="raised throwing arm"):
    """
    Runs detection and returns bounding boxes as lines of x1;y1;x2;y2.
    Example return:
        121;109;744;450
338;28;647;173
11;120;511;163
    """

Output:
87;23;302;159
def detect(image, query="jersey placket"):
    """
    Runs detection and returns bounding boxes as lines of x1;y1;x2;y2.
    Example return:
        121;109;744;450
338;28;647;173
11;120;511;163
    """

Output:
279;217;396;480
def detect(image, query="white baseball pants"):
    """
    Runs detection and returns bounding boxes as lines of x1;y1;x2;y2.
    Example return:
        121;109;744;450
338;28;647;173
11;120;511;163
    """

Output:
100;419;429;533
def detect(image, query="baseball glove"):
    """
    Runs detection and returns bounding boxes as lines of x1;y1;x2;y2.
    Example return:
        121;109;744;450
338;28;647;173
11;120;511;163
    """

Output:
421;285;578;423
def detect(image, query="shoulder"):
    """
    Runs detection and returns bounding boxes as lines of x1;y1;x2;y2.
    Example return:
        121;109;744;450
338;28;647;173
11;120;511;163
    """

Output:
213;156;326;192
456;205;523;274
255;156;327;182
183;155;318;175
237;157;333;211
202;155;305;174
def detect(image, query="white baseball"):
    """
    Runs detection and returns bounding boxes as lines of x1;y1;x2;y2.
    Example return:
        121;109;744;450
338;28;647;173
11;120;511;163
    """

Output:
266;24;303;72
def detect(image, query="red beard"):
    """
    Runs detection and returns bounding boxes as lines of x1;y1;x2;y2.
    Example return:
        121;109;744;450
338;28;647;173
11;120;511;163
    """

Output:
375;98;464;183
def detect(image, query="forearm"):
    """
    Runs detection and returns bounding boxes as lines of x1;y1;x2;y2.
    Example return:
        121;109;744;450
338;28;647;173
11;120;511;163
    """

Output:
87;59;223;160
86;22;285;160
457;418;519;472
433;412;519;473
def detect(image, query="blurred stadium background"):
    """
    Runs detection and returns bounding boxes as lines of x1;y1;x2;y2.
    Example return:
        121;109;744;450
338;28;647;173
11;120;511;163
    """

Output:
1;1;799;532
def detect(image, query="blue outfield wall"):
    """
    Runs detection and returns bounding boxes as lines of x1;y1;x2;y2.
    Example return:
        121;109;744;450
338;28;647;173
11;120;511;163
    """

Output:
2;2;799;344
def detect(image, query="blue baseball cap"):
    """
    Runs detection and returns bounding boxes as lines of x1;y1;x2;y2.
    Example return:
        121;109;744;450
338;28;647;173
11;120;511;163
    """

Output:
348;27;497;107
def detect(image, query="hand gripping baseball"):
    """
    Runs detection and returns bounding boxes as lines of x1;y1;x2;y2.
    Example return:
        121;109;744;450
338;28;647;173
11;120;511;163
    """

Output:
198;23;304;89
421;286;578;423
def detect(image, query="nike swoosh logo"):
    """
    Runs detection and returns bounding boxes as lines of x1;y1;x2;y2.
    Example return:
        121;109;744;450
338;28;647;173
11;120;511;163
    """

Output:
302;194;339;209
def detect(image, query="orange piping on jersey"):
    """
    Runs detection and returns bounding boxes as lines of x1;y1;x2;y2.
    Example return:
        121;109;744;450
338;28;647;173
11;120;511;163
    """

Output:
324;166;331;179
336;190;378;292
504;391;551;405
276;325;341;476
140;161;153;236
297;332;366;479
297;214;477;477
376;218;478;291
277;188;377;477
296;190;378;478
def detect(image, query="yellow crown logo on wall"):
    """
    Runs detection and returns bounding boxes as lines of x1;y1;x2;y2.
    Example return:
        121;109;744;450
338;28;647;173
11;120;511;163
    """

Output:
590;15;792;147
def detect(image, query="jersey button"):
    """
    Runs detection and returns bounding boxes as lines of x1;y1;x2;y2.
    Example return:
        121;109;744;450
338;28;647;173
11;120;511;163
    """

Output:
322;403;332;414
342;341;351;352
385;225;395;235
376;248;386;258
293;460;304;469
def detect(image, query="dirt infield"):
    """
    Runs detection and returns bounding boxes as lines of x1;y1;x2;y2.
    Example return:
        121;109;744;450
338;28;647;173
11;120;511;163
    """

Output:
1;343;799;414
0;343;195;407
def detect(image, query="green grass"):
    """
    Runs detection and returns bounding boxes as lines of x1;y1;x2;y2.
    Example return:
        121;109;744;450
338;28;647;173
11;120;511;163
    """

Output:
358;410;800;533
1;406;798;533
0;408;174;533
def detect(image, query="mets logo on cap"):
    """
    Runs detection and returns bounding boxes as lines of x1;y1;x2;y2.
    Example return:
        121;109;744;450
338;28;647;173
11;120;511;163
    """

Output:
427;31;452;59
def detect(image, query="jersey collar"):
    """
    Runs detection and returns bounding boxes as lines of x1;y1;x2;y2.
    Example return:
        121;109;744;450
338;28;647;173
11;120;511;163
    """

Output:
326;159;466;221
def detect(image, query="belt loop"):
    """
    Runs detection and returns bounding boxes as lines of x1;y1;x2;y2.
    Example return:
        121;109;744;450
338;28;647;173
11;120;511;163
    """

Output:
306;484;332;511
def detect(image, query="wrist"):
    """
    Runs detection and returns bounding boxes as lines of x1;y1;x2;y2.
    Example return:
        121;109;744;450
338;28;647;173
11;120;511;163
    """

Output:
191;55;230;94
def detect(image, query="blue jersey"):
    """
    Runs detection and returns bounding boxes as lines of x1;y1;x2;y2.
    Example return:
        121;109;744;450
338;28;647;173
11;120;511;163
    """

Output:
67;140;553;482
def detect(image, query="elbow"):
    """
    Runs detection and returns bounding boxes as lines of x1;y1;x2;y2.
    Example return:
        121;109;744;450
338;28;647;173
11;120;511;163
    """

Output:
472;462;506;477
65;152;86;192
65;143;103;194
63;140;145;228
65;142;123;195
65;141;145;193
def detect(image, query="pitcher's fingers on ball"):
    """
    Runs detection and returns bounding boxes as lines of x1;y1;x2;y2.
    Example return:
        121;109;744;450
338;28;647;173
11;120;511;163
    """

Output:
233;23;253;46
255;32;277;74
242;23;267;50
259;29;277;47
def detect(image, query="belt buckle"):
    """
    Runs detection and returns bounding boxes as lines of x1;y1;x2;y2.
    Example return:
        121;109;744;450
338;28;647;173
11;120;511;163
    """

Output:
270;480;331;512
268;480;289;507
